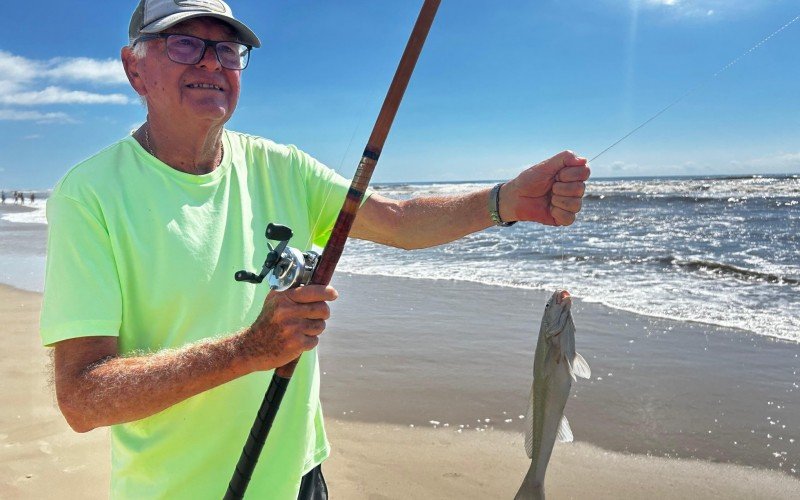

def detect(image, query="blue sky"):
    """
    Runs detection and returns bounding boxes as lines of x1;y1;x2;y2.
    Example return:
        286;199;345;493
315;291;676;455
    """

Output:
0;0;798;189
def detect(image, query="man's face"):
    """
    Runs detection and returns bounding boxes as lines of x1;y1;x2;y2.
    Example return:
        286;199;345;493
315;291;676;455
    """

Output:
131;17;243;126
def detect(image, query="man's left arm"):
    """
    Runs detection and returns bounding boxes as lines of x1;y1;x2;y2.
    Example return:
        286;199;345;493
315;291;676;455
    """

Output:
351;150;590;249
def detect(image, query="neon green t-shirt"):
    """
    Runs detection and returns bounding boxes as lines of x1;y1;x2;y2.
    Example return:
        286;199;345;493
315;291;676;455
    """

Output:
41;130;358;499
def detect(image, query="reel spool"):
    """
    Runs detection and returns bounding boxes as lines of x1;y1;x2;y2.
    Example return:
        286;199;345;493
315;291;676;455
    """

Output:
234;223;319;291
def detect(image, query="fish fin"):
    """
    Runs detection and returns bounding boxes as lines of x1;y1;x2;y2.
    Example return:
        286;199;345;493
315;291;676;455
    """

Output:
524;385;534;458
557;415;574;443
572;352;592;379
565;356;577;382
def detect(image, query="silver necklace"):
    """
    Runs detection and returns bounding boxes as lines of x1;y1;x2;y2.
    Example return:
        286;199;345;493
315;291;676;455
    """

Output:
144;124;155;157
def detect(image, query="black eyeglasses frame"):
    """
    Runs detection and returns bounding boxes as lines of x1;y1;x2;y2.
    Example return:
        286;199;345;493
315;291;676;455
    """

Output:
133;33;252;70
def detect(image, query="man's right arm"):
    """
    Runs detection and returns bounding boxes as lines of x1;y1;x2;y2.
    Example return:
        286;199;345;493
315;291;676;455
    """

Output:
54;284;337;433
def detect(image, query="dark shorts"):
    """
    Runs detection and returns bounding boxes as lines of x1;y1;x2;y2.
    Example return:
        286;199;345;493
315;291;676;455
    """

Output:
298;464;328;500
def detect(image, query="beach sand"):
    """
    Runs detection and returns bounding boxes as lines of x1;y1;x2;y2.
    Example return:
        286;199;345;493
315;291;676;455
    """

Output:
2;278;799;499
0;285;108;499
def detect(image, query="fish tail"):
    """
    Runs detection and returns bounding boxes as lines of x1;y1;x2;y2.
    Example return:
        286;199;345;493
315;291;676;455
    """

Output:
514;478;545;500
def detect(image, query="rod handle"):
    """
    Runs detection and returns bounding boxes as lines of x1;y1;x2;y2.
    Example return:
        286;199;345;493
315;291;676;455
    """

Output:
224;374;291;500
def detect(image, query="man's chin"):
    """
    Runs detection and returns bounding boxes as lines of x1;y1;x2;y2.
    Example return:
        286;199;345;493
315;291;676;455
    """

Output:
186;103;234;124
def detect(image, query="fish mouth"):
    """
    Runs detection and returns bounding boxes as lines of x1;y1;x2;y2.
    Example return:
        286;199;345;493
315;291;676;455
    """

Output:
550;291;572;337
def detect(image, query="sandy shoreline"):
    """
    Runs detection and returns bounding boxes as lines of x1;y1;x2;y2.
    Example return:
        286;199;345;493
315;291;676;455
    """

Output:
2;281;799;498
0;285;109;499
323;273;800;475
325;420;798;499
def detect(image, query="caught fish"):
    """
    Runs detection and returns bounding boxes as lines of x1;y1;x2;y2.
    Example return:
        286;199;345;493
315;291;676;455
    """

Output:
515;290;591;500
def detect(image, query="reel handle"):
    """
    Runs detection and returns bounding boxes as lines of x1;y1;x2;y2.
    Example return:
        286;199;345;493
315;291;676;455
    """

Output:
266;223;293;241
234;270;263;284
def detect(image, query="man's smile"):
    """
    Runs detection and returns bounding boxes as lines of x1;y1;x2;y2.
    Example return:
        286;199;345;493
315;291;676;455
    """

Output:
185;82;225;91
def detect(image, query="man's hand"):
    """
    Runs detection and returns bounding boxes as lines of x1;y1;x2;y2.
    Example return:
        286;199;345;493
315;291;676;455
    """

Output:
501;151;590;226
242;285;338;371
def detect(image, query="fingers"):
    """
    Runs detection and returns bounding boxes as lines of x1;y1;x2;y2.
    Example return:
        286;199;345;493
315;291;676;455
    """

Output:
551;194;583;214
549;152;589;226
550;173;586;226
534;151;590;184
555;165;591;183
555;150;588;167
297;318;327;338
269;285;335;327
551;206;576;226
534;150;582;177
285;284;338;304
551;196;582;225
552;180;585;198
247;285;339;369
550;186;585;225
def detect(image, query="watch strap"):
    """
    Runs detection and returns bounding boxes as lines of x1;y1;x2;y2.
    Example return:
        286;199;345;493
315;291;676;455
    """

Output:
489;182;516;227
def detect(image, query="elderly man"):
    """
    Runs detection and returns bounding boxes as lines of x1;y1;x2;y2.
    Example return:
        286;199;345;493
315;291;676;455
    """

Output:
41;1;590;498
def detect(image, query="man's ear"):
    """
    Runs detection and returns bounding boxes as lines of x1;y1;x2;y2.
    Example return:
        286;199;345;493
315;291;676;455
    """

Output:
121;46;147;96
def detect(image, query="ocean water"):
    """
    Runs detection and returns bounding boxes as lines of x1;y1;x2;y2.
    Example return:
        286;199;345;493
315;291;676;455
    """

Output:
0;192;49;292
337;174;800;343
1;176;798;342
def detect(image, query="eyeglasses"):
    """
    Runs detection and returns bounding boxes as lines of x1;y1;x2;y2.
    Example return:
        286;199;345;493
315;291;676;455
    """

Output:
134;34;252;70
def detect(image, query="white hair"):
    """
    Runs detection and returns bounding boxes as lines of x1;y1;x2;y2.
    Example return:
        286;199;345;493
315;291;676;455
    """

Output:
128;40;149;109
130;39;149;59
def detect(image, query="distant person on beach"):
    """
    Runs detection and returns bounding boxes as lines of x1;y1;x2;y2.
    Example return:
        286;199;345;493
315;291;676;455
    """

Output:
1;191;5;204
29;192;35;203
40;1;590;498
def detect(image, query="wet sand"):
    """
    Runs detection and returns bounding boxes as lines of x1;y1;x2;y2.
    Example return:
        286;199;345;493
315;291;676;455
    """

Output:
2;278;799;498
323;273;800;477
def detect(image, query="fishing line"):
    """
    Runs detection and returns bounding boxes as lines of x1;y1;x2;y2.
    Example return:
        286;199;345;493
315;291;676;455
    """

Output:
556;14;799;300
304;96;373;251
562;13;799;291
559;226;567;291
589;13;800;163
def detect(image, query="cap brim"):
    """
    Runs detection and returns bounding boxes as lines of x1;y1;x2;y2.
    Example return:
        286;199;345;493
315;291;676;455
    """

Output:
140;12;261;48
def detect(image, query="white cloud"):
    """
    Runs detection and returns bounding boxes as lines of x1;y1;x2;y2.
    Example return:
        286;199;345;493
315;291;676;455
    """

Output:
609;160;644;173
0;50;132;108
45;57;129;85
592;160;644;178
730;152;800;172
0;81;23;94
0;51;41;87
0;109;76;124
0;86;132;105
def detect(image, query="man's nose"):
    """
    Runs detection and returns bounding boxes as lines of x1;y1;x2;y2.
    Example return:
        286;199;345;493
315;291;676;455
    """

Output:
197;44;222;71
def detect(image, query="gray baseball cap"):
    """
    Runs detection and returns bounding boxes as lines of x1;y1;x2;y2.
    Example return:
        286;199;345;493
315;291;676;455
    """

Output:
129;0;261;48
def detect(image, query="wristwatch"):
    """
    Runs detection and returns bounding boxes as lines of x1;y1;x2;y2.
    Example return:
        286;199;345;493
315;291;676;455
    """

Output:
489;182;516;227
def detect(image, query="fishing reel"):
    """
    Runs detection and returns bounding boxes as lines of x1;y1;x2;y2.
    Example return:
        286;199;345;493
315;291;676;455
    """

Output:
234;223;319;291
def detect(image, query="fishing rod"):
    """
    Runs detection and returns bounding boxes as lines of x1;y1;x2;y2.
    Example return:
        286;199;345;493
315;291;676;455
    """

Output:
590;13;800;162
224;1;442;498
